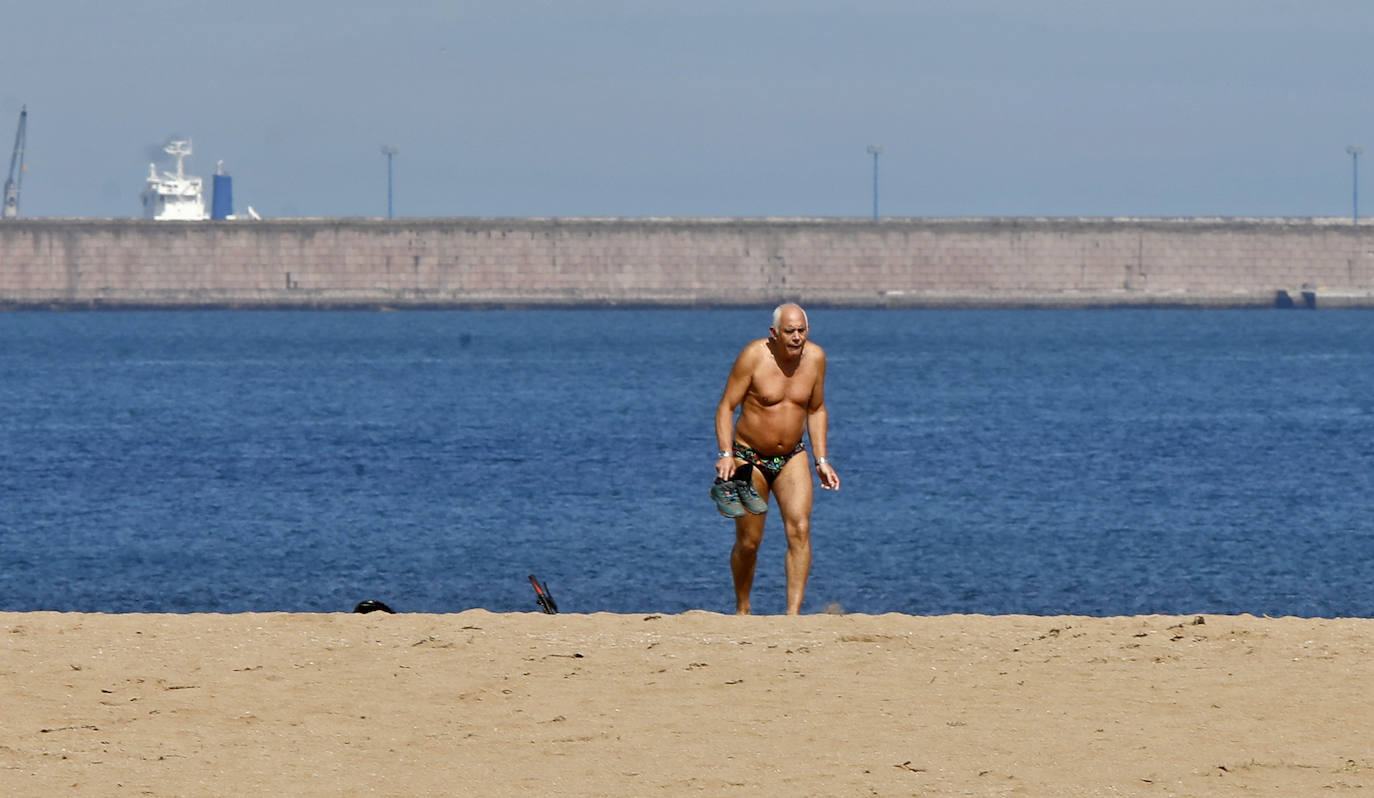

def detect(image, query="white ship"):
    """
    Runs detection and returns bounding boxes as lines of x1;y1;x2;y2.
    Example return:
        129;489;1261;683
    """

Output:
140;140;207;220
140;139;259;220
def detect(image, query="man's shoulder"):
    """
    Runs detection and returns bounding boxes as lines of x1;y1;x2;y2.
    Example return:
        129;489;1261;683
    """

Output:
736;338;770;362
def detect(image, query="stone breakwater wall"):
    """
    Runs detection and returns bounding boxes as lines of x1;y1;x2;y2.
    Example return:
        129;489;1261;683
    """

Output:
2;217;1373;309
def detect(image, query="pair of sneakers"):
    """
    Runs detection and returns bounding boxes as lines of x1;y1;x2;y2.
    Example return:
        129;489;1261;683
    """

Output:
711;467;767;518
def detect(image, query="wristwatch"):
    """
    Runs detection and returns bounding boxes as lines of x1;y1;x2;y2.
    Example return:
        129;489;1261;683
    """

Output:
716;450;730;459
815;457;830;466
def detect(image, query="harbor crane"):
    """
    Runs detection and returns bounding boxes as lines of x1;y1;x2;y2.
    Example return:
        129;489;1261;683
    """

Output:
3;105;26;219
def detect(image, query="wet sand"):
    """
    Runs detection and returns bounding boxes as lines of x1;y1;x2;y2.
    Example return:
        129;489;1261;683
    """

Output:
4;611;1371;796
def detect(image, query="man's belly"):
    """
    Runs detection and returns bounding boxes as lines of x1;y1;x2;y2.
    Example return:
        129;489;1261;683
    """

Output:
735;406;806;456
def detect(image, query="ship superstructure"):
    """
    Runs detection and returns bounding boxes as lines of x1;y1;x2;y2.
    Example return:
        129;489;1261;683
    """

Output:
140;140;208;220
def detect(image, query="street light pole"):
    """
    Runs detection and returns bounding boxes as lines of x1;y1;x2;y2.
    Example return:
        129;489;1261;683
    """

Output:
381;145;398;219
1347;145;1362;224
865;145;883;220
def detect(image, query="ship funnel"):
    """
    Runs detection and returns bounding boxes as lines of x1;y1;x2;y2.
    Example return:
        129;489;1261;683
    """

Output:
211;160;233;220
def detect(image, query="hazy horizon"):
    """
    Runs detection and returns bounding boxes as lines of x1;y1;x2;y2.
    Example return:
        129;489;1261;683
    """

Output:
4;2;1372;220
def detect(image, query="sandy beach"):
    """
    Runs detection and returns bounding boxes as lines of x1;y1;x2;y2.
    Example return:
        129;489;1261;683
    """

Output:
3;611;1371;796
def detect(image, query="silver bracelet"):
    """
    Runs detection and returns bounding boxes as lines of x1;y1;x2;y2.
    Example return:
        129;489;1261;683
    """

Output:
815;457;829;466
716;450;730;459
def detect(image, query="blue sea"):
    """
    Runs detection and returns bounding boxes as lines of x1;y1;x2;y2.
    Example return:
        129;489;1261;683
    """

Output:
2;309;1371;617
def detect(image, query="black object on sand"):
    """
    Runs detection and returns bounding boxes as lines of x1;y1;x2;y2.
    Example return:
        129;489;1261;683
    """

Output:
529;574;558;614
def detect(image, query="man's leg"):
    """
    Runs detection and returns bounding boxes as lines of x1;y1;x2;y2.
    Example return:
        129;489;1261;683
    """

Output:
769;455;815;615
730;472;770;615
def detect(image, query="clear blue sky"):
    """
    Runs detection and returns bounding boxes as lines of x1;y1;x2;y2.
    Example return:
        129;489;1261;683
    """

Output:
4;1;1372;219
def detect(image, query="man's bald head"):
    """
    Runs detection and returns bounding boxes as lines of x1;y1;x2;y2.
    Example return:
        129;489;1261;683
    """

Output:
771;303;808;331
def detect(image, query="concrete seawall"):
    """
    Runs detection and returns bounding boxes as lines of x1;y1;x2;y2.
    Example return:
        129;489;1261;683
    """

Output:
2;217;1373;309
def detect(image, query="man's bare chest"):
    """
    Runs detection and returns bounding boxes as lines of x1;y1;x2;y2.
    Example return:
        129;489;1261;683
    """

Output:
748;367;813;407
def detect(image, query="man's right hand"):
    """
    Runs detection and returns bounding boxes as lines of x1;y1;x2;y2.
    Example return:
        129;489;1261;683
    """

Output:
716;456;738;481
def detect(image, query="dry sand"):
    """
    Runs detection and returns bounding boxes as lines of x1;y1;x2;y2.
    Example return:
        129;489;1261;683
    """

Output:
3;611;1371;796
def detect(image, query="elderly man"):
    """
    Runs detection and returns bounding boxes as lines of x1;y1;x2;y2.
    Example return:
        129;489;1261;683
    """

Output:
712;303;840;615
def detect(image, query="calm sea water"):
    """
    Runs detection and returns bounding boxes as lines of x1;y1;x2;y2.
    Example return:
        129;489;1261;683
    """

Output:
1;309;1371;617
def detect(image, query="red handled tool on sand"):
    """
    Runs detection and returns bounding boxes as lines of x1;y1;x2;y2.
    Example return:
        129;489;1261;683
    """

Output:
529;574;558;614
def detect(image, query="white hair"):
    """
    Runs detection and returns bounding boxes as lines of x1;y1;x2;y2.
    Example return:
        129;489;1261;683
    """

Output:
771;303;809;330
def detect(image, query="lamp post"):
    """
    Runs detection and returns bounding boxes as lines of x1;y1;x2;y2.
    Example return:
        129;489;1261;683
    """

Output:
866;145;883;220
1347;145;1362;224
381;145;397;219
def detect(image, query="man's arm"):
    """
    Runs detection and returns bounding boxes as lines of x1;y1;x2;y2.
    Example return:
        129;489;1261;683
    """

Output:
714;345;757;479
807;350;840;490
